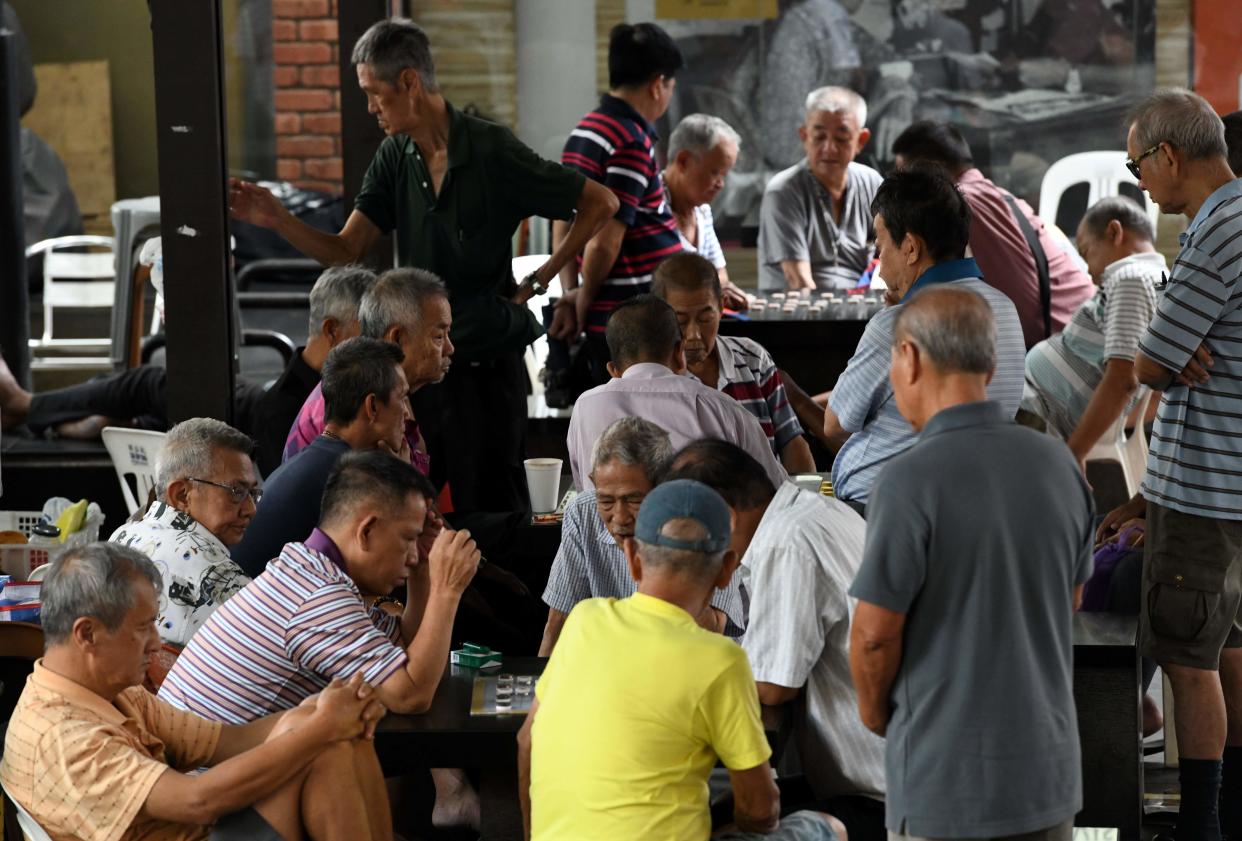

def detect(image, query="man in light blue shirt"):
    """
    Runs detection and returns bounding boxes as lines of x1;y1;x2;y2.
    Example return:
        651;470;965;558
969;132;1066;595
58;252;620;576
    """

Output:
823;167;1025;511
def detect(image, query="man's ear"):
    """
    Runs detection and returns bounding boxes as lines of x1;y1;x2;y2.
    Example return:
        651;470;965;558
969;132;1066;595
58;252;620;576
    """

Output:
714;549;740;590
384;324;405;347
166;479;192;510
623;537;643;584
896;339;921;387
356;513;381;552
855;126;872;153
671;341;687;373
363;393;380;424
605;361;622;379
904;233;924;266
399;67;421;96
72;616;100;650
321;316;341;345
674;148;694;170
797;124;809;145
1161;142;1180;178
1107;219;1125;247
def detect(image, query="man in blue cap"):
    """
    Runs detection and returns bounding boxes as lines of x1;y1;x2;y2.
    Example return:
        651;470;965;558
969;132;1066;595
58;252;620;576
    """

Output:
518;478;842;840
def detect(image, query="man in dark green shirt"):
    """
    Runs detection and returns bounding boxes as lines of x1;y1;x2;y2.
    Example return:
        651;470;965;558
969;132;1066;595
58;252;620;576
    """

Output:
230;18;617;512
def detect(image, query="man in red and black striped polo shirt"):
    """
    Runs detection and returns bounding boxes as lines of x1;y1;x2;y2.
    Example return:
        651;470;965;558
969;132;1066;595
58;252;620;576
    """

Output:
553;22;685;382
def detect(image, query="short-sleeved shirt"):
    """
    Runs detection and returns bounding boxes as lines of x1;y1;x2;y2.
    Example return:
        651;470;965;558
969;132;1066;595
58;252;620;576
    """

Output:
231;435;351;579
739;483;886;800
1023;251;1165;438
541;490;746;634
531;593;772;840
282;382;430;473
956;168;1095;348
677;201;726;269
709;335;804;455
566;362;787;492
850;401;1094;837
159;534;406;723
1;662;222;841
829;261;1026;503
108;504;250;648
757;159;882;292
1139;178;1242;520
354;101;584;359
562;95;683;334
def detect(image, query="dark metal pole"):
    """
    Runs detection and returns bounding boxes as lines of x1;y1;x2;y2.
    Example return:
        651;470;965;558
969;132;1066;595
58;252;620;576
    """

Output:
150;0;236;424
0;31;31;389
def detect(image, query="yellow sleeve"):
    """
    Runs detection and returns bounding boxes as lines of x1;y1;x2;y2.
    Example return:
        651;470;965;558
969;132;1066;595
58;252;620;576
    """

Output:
696;647;773;772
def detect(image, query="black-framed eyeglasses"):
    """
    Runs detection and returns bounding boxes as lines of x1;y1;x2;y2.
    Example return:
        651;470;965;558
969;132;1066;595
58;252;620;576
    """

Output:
188;477;263;504
1125;144;1161;179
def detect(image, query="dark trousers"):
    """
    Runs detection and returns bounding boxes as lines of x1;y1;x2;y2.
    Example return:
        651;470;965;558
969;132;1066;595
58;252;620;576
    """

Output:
27;365;169;432
411;351;529;514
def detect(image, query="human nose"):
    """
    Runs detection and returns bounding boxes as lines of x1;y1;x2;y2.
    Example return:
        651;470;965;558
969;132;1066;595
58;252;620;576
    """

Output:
443;335;455;358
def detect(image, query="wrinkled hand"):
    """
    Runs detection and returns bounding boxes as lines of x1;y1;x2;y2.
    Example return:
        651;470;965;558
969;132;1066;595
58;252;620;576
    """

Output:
427;527;480;596
1176;343;1213;387
548;291;581;342
417;505;445;565
354;680;387;740
310;674;375;741
721;281;750;312
1095;494;1147;545
228;178;286;229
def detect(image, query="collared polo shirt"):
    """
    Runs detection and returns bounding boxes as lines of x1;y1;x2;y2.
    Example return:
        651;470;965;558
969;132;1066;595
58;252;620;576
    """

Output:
562;95;683;334
1139;178;1242;519
159;538;406;723
566;362;787;492
757;159;882;291
542;490;746;634
354;101;584;360
829;261;1026;503
708;335;804;455
850;401;1094;837
1;662;221;841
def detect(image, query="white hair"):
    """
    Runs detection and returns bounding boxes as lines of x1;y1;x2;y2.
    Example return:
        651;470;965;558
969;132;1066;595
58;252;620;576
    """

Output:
804;86;867;128
668;113;741;160
1128;88;1227;161
155;418;253;500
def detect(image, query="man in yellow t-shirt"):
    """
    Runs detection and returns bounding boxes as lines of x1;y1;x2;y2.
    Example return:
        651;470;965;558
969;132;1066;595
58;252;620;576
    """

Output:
518;478;843;840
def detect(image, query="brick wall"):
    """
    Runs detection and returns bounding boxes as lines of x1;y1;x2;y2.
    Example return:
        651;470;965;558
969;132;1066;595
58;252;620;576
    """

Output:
272;0;343;194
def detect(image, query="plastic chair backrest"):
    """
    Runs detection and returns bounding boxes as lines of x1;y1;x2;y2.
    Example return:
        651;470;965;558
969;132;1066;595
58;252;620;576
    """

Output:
1085;387;1153;499
26;236;116;345
1037;151;1159;237
100;427;167;516
2;781;56;841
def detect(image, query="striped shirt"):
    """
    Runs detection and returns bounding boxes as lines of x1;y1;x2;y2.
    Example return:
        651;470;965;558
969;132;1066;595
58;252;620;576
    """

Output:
708;335;804;455
830;262;1026;504
1022;251;1166;438
740;482;886;800
676;201;726;269
158;537;407;723
542;490;746;634
1139;179;1242;520
562;95;683;334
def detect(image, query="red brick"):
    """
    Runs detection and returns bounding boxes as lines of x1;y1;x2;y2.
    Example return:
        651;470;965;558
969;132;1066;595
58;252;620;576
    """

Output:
296;179;342;194
272;0;328;18
273;66;300;87
275;113;302;135
277;136;335;158
275;89;334;111
272;20;297;40
299;19;338;41
304;158;343;180
276;159;303;180
274;42;332;65
302;113;341;134
300;65;340;87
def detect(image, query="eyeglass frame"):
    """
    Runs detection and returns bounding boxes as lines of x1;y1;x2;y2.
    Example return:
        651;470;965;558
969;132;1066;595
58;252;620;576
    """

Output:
1125;143;1162;180
188;477;264;505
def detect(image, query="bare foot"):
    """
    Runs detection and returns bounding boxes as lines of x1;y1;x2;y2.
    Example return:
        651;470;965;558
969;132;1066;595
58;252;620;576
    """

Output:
54;415;123;440
0;354;31;427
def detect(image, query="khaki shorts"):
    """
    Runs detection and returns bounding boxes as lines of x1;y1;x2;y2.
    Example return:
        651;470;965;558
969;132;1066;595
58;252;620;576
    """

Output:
1139;501;1242;670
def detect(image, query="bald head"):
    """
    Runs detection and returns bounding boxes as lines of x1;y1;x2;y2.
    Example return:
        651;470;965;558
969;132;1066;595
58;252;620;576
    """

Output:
893;286;995;376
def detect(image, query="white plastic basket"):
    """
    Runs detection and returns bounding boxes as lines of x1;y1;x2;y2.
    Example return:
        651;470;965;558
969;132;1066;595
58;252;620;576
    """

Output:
0;510;102;580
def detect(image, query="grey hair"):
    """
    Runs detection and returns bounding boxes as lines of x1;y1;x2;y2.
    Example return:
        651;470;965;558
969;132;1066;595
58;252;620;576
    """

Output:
156;418;254;500
590;417;673;482
351;17;439;91
307;265;377;338
893;286;996;375
1128;88;1227;161
805;86;867;128
668;113;741;161
359;267;448;339
636;518;724;583
1081;195;1154;242
41;542;162;645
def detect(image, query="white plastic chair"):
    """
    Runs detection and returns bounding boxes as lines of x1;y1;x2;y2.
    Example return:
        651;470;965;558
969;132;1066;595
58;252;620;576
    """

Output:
1037;151;1160;237
25;235;117;371
2;781;55;841
100;427;167;516
1084;387;1153;499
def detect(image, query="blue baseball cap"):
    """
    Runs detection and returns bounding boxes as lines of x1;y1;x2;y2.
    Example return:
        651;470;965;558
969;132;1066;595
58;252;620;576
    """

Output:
634;479;732;553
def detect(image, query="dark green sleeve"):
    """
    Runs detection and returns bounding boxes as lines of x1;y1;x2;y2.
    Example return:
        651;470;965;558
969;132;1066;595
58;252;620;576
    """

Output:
352;136;401;233
493;127;585;222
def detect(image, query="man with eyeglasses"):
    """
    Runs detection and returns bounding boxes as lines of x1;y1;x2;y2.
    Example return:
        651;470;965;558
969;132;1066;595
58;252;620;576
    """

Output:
109;418;261;648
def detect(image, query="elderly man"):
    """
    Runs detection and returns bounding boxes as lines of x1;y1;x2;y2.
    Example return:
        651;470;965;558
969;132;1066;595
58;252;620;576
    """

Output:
850;286;1093;840
232;337;408;577
1022;196;1166;471
108;418;258;648
230;19;617;514
540;417;745;654
757;86;882;293
662;113;748;310
665;441;885;840
565;294;785;491
824;166;1025;512
891;121;1094;348
0;542;391;841
653;252;815;473
519;479;844;841
0;265;373;475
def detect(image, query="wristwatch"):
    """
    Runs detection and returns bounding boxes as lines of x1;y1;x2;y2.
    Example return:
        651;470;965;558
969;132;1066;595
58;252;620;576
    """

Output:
522;271;547;296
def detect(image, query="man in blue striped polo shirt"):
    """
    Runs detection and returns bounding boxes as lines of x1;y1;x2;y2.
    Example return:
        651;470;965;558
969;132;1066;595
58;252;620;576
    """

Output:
1122;89;1242;841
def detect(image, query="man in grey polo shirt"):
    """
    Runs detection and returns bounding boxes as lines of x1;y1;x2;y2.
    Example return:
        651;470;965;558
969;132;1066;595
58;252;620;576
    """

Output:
757;86;882;292
850;286;1094;840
